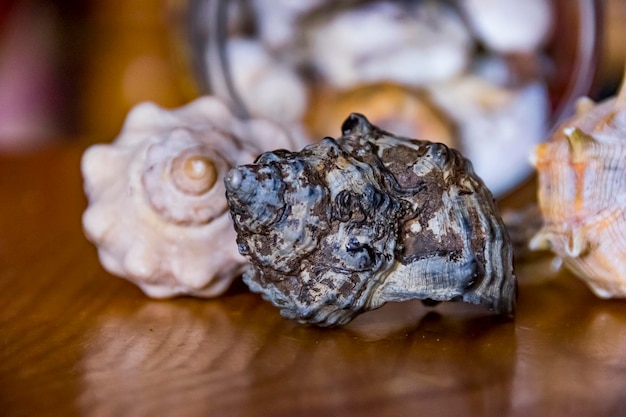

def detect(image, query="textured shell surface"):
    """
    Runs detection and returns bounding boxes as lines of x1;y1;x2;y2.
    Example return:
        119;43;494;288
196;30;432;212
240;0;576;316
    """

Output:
81;96;296;298
225;113;516;326
530;79;626;298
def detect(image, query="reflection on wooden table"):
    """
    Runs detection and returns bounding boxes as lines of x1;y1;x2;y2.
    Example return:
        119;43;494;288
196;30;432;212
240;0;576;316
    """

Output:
0;144;625;416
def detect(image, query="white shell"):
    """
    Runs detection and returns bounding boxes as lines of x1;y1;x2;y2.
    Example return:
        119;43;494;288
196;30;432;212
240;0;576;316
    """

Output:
81;96;296;298
306;1;471;89
217;38;309;126
427;74;549;197
459;0;554;53
251;0;329;52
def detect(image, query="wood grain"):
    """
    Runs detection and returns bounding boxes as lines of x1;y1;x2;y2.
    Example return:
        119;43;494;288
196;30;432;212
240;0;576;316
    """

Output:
1;144;625;417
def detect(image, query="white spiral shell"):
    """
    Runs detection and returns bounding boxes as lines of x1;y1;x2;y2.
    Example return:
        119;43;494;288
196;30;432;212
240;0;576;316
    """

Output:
81;96;296;298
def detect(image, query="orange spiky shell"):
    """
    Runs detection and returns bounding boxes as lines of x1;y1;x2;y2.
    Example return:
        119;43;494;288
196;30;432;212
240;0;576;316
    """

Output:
530;73;626;298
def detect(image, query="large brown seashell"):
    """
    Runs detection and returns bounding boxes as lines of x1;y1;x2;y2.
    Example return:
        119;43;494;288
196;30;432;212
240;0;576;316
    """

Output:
530;75;626;298
225;114;516;326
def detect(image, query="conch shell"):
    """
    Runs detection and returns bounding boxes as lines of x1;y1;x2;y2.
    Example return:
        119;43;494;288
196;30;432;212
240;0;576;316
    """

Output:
81;96;295;298
530;75;626;298
225;114;516;326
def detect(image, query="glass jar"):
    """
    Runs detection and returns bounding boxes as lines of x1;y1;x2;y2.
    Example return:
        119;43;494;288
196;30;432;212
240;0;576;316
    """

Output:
170;0;601;197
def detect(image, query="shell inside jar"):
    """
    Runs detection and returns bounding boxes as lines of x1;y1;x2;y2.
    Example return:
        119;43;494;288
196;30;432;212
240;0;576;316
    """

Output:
205;0;557;196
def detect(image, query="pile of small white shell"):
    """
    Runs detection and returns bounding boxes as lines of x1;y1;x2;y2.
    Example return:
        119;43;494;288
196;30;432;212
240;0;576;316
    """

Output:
205;0;554;197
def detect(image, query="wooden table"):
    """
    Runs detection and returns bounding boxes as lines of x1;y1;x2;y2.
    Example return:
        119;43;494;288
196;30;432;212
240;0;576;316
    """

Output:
1;144;625;417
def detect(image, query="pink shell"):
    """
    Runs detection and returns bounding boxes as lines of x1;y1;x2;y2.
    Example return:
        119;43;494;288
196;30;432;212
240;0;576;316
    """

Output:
530;78;626;298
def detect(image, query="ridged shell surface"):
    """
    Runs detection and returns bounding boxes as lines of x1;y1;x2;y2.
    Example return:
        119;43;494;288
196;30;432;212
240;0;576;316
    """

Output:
82;96;296;298
531;84;626;298
225;114;516;326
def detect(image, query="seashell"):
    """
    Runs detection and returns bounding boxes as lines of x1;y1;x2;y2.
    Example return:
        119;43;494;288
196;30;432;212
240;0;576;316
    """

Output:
251;0;330;52
530;76;626;298
81;96;296;298
212;38;309;127
427;74;549;197
304;1;471;89
305;82;456;149
458;0;553;53
225;113;517;326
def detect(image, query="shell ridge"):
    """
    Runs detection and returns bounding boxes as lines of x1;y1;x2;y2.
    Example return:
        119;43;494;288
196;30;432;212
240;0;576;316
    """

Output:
470;189;516;314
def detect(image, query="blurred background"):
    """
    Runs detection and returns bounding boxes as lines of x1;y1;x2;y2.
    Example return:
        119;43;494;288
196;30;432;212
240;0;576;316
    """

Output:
0;0;189;151
0;0;624;152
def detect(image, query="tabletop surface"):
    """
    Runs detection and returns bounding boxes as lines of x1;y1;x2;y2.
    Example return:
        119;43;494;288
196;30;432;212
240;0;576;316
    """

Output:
1;144;625;417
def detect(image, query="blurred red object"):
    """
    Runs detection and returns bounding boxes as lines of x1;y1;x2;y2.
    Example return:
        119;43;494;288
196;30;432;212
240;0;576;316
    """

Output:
0;1;61;151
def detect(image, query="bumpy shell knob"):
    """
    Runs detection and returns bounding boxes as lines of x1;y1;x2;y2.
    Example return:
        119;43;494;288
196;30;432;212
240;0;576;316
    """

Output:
225;113;517;326
81;96;296;298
